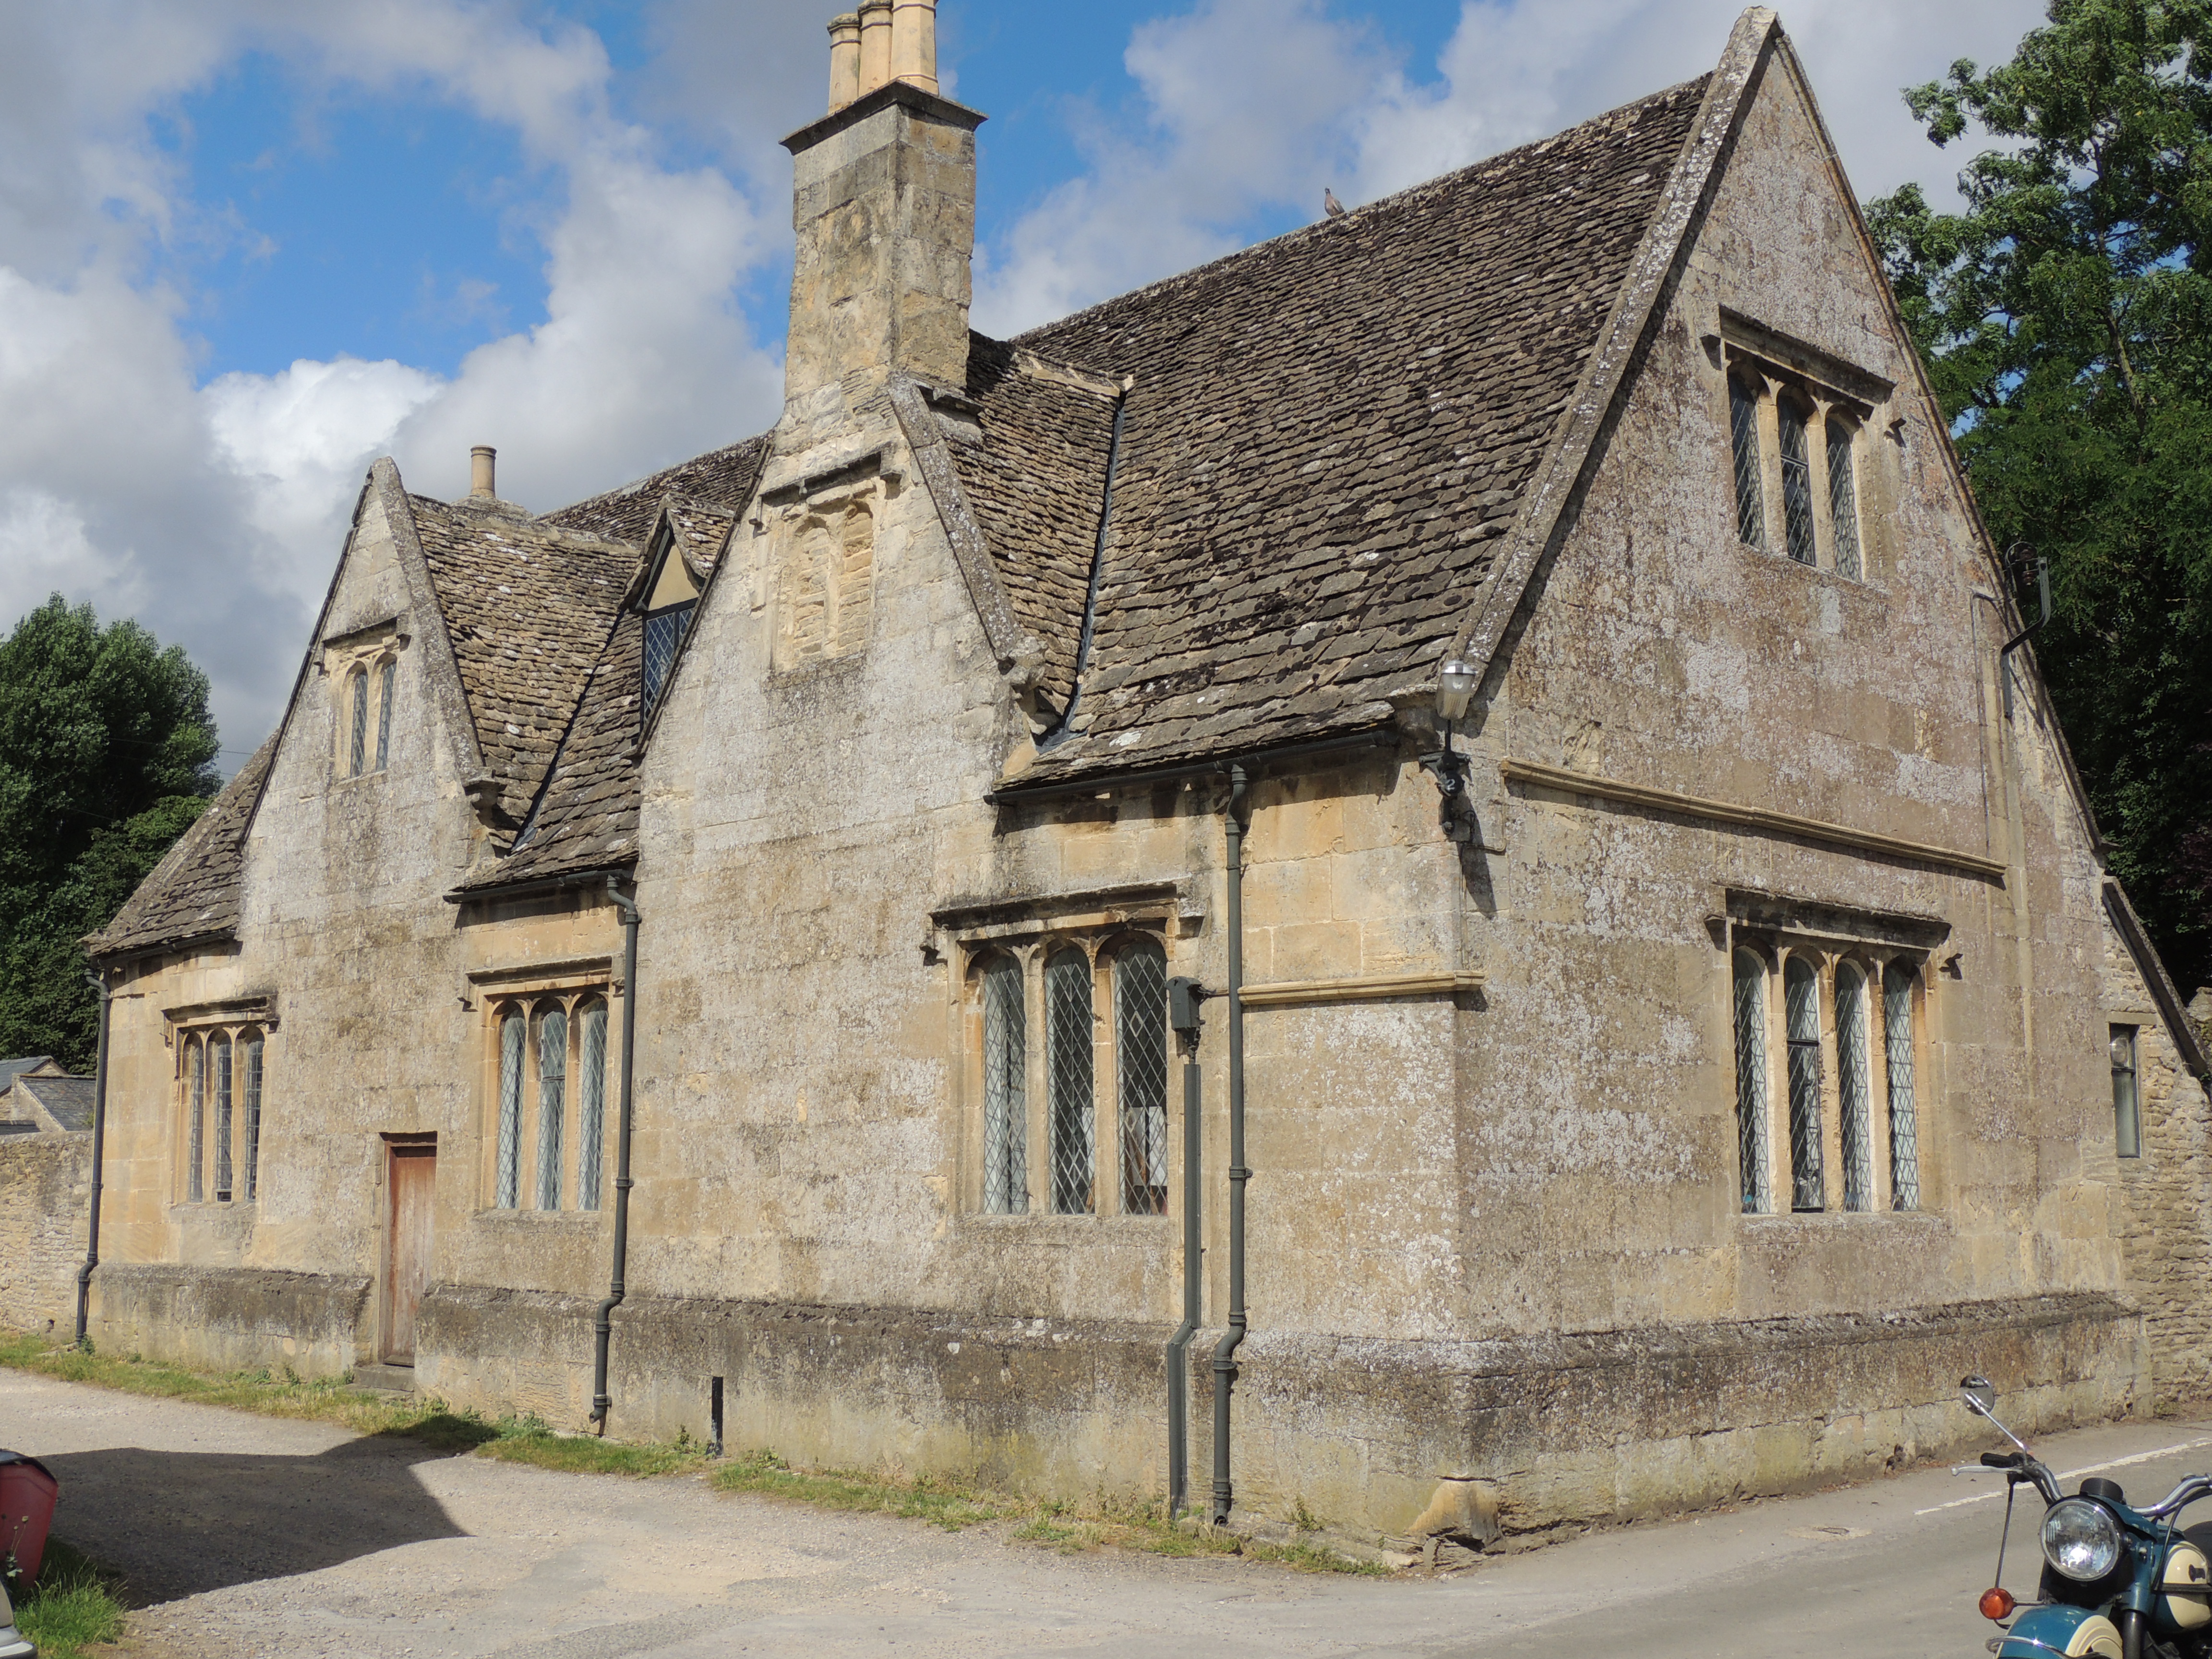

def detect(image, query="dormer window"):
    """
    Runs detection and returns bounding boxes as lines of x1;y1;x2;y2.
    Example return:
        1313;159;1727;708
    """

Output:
638;534;702;725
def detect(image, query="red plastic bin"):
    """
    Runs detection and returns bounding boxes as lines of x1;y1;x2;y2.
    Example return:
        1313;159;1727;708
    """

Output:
0;1452;58;1585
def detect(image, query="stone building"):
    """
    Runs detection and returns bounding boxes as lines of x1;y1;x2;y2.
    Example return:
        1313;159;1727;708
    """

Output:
0;1058;94;1336
49;5;2212;1540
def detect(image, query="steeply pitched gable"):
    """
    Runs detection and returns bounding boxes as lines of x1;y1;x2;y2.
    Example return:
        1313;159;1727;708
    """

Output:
87;734;276;960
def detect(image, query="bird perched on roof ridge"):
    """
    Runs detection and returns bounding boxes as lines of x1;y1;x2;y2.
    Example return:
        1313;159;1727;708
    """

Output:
1323;187;1347;219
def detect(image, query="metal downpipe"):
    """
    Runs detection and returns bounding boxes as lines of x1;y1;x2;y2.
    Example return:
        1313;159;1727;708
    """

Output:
591;878;641;1431
75;968;112;1347
1210;765;1251;1525
1165;990;1203;1517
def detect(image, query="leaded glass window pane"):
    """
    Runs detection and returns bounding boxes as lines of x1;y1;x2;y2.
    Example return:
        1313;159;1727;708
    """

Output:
1731;951;1771;1214
349;668;369;777
1885;966;1921;1209
497;1010;524;1208
187;1039;205;1203
578;1000;607;1211
1779;397;1816;565
1116;940;1170;1217
376;660;396;770
537;1007;567;1211
2113;1026;2142;1159
1784;957;1825;1211
1046;949;1095;1215
212;1034;234;1202
1729;376;1765;547
1835;965;1873;1211
982;957;1027;1214
1827;420;1862;580
643;604;695;723
242;1033;264;1202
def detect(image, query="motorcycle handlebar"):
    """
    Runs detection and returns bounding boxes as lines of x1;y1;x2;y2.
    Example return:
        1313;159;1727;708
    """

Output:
1983;1452;2027;1469
2143;1476;2212;1519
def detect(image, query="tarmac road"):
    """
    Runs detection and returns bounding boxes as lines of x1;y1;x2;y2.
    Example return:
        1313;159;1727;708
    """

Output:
7;1365;2211;1659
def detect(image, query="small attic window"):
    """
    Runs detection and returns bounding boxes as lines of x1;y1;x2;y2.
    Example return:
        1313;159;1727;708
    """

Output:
639;533;702;725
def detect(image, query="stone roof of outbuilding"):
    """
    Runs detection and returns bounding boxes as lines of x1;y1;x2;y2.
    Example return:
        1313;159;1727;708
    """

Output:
959;75;1712;783
0;1058;55;1091
14;1074;95;1132
87;736;276;960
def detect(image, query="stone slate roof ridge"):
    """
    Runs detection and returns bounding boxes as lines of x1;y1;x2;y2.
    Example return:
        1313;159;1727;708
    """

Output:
87;733;278;959
543;435;772;546
974;72;1715;783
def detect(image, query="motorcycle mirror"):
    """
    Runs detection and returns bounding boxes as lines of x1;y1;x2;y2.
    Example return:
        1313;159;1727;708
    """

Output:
1961;1375;1998;1418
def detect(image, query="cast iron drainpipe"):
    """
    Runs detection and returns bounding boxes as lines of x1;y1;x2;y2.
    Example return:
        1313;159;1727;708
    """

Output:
1210;764;1251;1526
1165;977;1206;1517
591;877;641;1432
75;967;113;1347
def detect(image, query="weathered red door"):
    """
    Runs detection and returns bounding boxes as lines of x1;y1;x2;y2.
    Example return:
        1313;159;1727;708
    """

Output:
383;1143;436;1364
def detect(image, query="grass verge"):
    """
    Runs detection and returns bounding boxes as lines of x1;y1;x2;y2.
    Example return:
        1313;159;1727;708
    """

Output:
1;1332;1382;1575
11;1539;128;1659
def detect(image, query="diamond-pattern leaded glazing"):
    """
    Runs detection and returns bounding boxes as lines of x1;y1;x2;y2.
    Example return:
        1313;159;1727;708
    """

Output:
349;667;369;777
1116;940;1170;1216
643;604;694;722
579;1000;607;1211
497;1011;524;1209
1835;965;1874;1211
1046;949;1095;1215
242;1034;264;1203
537;1007;567;1211
212;1034;233;1202
1884;965;1921;1210
1729;377;1765;546
1779;397;1816;565
1784;958;1825;1211
982;957;1027;1214
1827;421;1862;579
187;1038;205;1203
1731;951;1771;1214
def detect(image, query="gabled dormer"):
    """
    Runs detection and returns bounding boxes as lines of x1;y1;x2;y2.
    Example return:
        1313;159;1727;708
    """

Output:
626;498;737;737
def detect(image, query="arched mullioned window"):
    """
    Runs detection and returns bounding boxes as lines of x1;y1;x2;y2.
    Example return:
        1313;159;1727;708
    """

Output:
211;1033;235;1202
375;658;397;770
1884;965;1921;1209
577;999;608;1211
980;955;1028;1214
1783;956;1825;1211
1731;950;1771;1214
242;1031;265;1203
1046;947;1095;1215
186;1037;206;1204
497;1008;526;1209
348;666;371;777
177;1024;268;1204
1114;938;1170;1217
1728;375;1765;547
1827;416;1863;580
1835;963;1874;1212
1777;395;1817;565
535;1006;567;1211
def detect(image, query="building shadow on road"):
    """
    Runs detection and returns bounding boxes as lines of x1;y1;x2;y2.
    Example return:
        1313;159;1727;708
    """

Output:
37;1430;476;1605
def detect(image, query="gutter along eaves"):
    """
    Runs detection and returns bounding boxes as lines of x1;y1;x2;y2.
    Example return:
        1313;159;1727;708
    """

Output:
1443;7;1780;689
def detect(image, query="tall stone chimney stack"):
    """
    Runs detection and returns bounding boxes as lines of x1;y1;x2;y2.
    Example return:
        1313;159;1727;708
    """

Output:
782;0;981;415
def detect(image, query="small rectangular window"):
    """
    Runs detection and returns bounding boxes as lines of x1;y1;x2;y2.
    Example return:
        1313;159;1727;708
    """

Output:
643;605;695;723
2113;1026;2142;1158
1729;377;1765;547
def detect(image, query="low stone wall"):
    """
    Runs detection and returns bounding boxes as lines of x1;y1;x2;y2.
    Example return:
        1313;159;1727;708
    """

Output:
0;1134;91;1338
414;1284;2144;1541
91;1263;370;1376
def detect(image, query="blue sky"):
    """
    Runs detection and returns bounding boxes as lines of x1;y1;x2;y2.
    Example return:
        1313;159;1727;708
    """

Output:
0;0;2049;754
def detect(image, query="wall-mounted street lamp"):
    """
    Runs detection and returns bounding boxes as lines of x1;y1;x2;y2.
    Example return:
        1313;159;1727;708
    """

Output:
1422;658;1479;843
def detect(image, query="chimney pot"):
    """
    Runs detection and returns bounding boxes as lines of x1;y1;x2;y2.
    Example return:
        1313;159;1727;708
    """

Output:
828;13;862;112
857;0;892;96
891;0;938;96
470;446;497;501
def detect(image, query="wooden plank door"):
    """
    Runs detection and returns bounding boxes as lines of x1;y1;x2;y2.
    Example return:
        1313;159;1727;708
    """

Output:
383;1143;436;1365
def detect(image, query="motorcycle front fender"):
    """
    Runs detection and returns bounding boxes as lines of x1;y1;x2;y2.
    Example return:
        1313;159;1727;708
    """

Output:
1997;1605;2124;1659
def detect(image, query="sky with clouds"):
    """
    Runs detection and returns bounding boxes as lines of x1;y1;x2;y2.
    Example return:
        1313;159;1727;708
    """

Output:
0;0;2048;763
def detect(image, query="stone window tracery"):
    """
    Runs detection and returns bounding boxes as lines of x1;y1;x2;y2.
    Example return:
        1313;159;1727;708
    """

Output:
328;632;403;782
487;988;611;1214
1721;340;1879;582
176;1022;269;1206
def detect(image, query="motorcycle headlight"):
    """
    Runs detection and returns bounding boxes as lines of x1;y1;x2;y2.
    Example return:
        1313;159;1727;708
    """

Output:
2042;1498;2125;1582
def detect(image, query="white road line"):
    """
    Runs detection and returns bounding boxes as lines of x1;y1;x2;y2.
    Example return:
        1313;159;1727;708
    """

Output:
1915;1438;2212;1515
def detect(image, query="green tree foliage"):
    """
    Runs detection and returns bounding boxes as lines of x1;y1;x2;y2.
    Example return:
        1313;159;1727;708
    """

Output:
0;596;220;1069
1867;0;2212;990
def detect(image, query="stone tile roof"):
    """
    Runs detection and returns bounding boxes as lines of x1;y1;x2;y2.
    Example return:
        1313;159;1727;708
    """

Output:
87;736;276;960
0;1058;55;1092
968;77;1710;783
942;340;1122;715
15;1074;95;1132
454;436;771;895
407;498;639;830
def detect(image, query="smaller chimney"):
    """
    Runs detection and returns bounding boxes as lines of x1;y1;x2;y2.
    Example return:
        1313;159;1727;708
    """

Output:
470;446;497;501
858;0;892;96
891;0;938;95
828;13;862;112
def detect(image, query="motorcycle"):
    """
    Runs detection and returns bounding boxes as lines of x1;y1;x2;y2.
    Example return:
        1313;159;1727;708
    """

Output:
1961;1375;2212;1659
